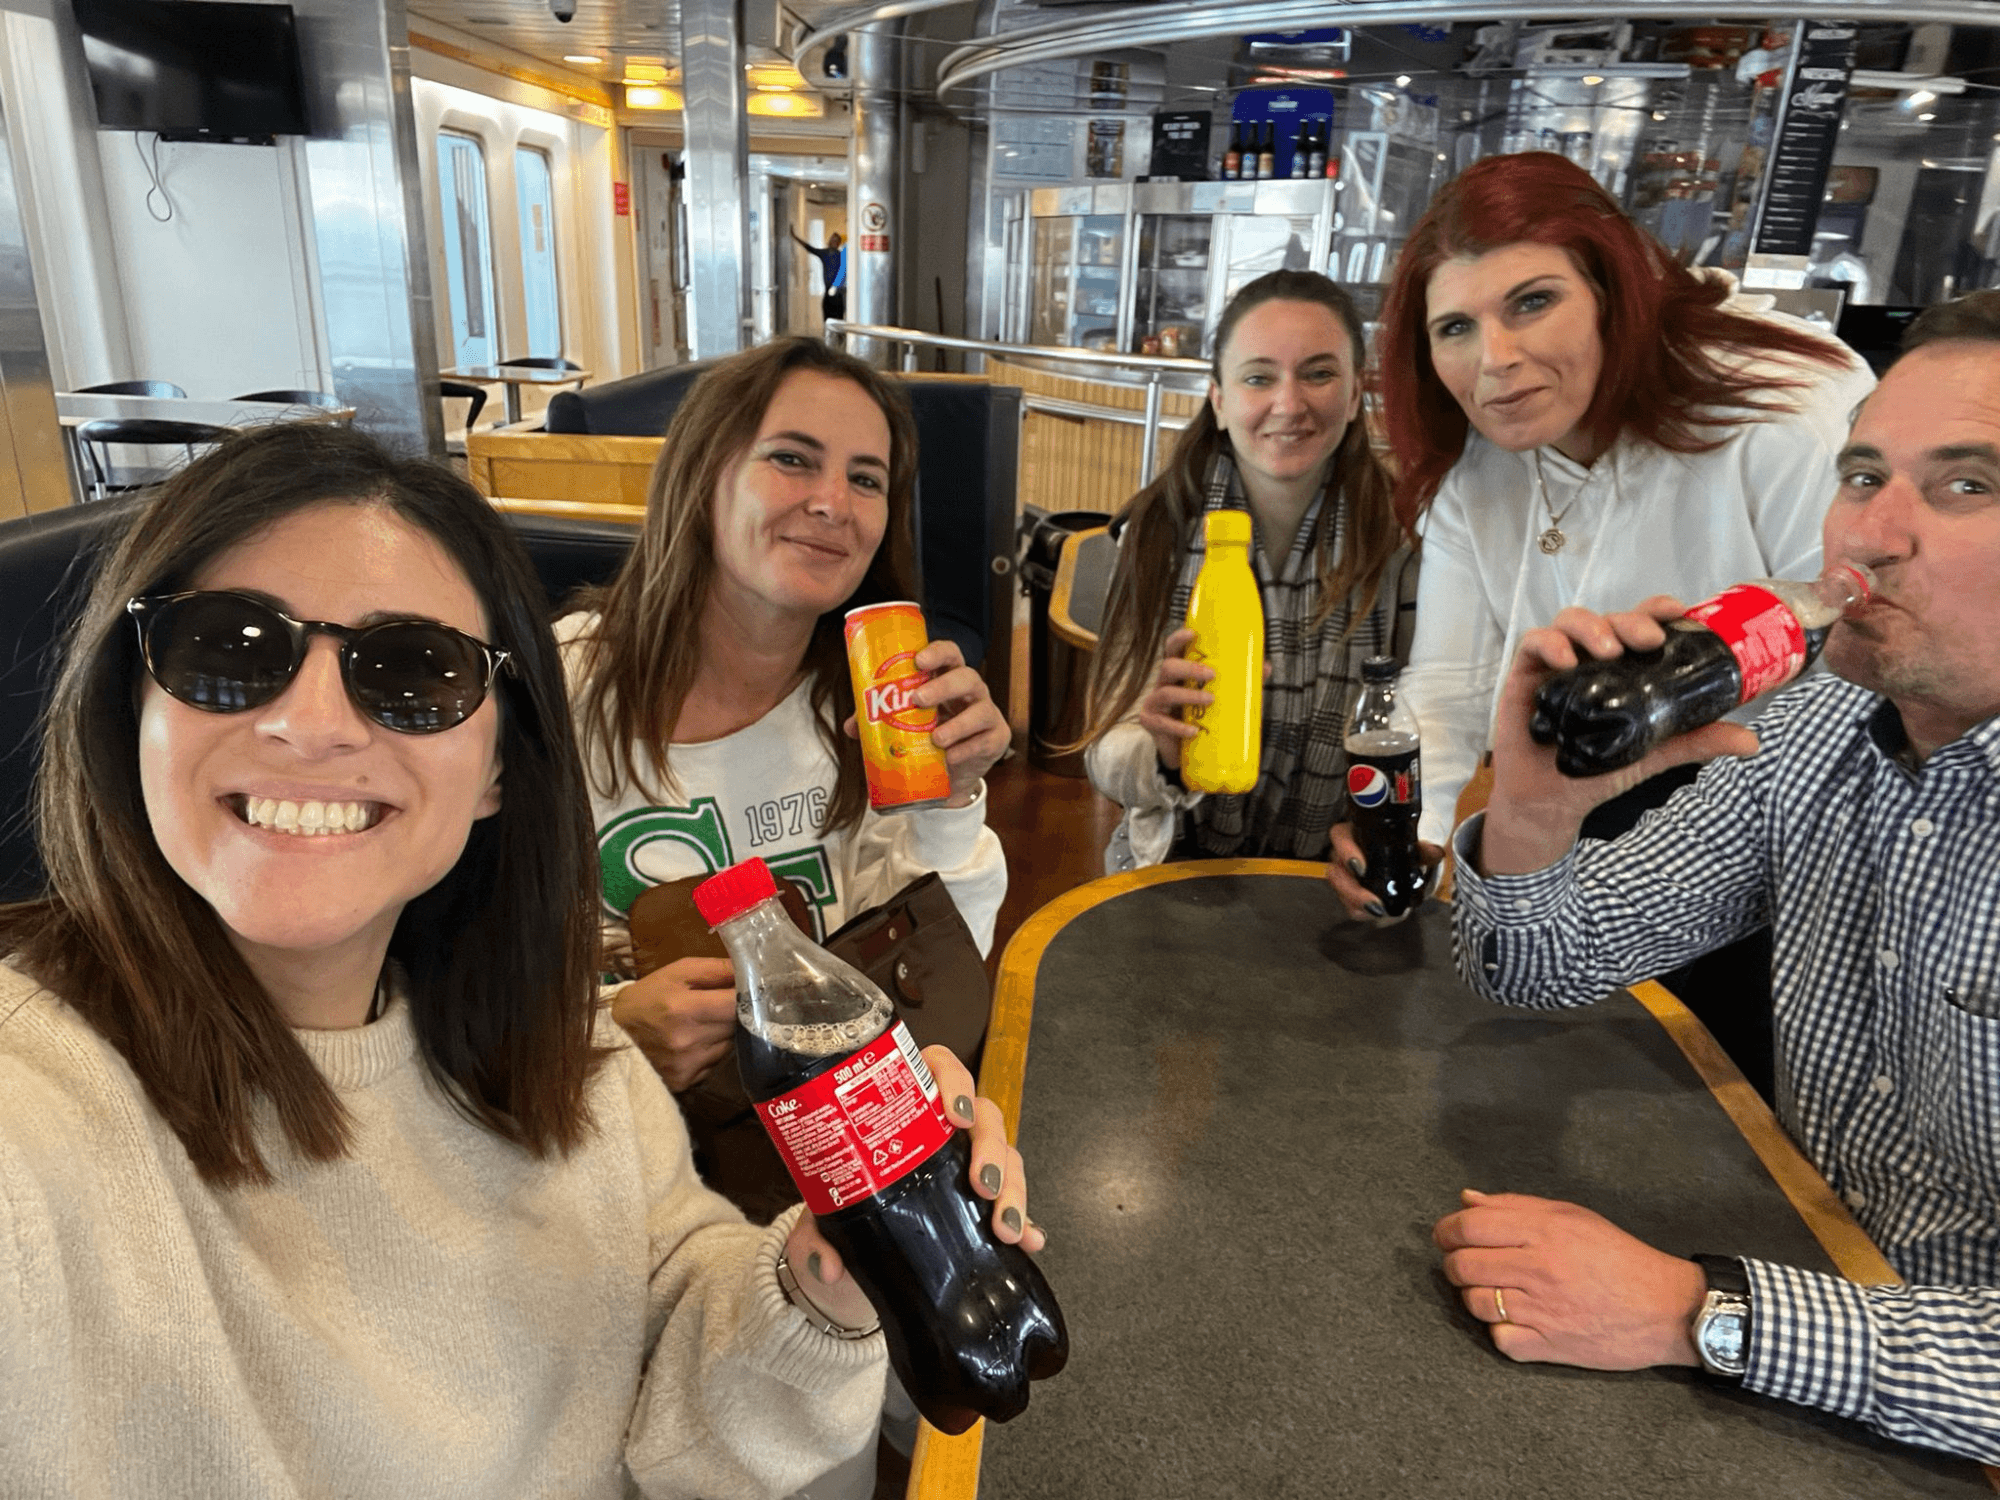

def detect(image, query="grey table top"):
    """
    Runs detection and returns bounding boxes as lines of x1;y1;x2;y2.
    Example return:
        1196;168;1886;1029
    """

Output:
974;869;1983;1499
442;364;589;386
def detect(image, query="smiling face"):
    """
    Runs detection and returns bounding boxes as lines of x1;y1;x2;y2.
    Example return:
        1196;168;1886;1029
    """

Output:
708;367;893;626
1423;242;1606;463
137;502;504;984
1821;342;2000;754
1207;298;1364;501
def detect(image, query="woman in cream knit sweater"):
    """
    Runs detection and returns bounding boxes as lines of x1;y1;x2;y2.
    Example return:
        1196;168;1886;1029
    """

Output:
0;423;1036;1498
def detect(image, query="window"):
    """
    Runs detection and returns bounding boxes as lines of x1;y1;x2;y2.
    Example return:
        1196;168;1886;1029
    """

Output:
436;132;497;369
515;147;563;359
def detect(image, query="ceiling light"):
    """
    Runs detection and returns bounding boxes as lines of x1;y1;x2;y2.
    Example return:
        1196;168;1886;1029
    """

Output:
624;85;682;110
1395;74;1411;87
757;83;793;92
563;54;602;64
623;62;670;82
747;91;824;118
627;55;667;66
1918;112;1937;121
746;63;808;90
1906;89;1937;108
1582;74;1603;86
1652;110;1668;121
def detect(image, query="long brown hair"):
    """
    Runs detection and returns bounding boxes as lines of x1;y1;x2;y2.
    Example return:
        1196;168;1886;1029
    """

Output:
571;337;920;838
1379;151;1855;529
1080;270;1403;743
0;422;606;1187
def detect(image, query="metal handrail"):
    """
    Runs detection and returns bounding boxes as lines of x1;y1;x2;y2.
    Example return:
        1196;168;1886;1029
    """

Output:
824;319;1206;485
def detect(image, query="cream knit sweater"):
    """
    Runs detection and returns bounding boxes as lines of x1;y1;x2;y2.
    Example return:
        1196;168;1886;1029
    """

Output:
0;962;886;1498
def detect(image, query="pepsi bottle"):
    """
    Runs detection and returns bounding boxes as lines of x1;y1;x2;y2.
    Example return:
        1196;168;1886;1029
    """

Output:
691;858;1068;1436
1345;656;1428;918
1530;565;1873;777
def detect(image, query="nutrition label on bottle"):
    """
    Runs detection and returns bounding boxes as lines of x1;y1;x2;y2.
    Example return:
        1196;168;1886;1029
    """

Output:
755;1022;953;1214
1686;585;1807;701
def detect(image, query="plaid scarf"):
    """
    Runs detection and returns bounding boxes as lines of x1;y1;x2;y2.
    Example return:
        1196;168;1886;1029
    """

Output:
1168;452;1396;860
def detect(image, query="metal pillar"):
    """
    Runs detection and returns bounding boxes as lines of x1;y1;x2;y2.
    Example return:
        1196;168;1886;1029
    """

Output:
849;22;901;364
680;0;750;358
296;0;443;456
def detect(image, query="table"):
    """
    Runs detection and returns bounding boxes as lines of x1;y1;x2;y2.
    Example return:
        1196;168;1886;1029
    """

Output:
913;863;1989;1498
443;364;590;426
55;393;357;500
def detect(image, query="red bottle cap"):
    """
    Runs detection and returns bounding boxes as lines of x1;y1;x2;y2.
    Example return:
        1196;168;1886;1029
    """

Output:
692;857;779;927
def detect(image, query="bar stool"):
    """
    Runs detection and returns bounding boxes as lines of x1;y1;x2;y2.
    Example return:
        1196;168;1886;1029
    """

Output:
75;418;232;500
439;380;488;457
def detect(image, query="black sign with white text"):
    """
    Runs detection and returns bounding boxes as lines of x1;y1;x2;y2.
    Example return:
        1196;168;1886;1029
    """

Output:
1148;110;1212;181
1752;22;1858;258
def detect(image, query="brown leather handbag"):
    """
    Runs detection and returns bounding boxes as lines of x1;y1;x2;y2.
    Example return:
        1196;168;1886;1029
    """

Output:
623;871;991;1222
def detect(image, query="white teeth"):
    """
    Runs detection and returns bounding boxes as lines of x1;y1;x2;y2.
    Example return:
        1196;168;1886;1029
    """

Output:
242;797;376;836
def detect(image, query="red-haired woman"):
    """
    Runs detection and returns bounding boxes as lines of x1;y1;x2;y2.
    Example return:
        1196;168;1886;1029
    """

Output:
1330;152;1872;1092
1330;152;1871;896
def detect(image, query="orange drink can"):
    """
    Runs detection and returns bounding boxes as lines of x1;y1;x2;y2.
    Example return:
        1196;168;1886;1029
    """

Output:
844;601;953;812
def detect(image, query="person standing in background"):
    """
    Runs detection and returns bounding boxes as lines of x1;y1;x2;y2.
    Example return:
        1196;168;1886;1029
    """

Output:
791;229;847;323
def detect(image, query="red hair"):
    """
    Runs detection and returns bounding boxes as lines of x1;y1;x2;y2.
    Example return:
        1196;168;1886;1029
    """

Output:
1378;152;1853;529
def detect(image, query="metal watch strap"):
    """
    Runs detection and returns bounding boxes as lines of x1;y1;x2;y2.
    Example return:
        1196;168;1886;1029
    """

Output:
1691;1254;1752;1383
775;1253;880;1342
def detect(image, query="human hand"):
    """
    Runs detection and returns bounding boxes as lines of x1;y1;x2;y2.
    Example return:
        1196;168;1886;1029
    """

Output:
611;956;737;1092
1325;822;1446;922
1433;1189;1706;1370
1479;598;1759;875
783;1045;1046;1331
842;639;1008;808
1137;627;1213;772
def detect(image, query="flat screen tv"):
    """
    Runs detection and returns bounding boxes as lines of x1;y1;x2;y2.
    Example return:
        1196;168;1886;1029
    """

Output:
74;0;309;145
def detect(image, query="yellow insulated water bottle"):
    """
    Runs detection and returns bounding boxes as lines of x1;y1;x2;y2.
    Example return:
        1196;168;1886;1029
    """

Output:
1180;509;1263;795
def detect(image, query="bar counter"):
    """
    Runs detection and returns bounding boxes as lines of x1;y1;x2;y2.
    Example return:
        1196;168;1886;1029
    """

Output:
913;861;1990;1498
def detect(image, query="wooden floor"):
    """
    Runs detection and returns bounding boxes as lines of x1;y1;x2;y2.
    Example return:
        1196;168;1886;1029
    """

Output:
982;744;1122;974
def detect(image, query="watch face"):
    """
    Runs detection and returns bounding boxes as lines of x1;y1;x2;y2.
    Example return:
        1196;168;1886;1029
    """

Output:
1700;1307;1748;1371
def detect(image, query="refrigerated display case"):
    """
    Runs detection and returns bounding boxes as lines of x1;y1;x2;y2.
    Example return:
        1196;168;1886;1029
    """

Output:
1132;212;1211;356
1024;185;1131;350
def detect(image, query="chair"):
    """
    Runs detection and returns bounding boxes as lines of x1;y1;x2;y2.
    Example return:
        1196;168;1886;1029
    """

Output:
498;357;584;372
74;418;233;501
74;379;187;399
0;501;635;903
440;380;489;456
232;388;343;409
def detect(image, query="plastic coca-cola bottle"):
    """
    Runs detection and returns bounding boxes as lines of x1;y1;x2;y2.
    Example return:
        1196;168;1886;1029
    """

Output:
1344;656;1428;917
1529;563;1874;777
691;858;1068;1436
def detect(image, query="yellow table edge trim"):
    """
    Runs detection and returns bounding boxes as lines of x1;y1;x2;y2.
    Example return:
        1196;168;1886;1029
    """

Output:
908;859;1325;1500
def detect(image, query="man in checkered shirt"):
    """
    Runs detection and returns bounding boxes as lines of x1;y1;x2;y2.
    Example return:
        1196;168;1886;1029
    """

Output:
1433;289;2000;1463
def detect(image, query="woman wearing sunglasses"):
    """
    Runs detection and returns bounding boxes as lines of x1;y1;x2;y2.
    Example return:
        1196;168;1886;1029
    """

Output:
560;338;1008;1097
0;421;1036;1497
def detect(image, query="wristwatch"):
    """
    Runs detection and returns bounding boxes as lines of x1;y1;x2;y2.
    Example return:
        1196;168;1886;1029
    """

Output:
1691;1254;1752;1382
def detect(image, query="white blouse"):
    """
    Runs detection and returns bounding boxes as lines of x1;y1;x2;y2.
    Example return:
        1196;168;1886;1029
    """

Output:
1402;337;1876;846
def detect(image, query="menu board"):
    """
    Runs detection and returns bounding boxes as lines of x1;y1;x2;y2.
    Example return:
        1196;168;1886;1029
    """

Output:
1750;22;1858;259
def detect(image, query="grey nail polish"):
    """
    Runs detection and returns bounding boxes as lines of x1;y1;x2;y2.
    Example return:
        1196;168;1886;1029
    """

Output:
1348;858;1365;877
1366;902;1387;918
979;1163;1003;1195
1002;1206;1022;1234
807;1250;824;1282
954;1094;974;1124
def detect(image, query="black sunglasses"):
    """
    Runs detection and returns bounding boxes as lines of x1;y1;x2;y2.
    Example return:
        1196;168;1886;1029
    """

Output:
127;590;512;735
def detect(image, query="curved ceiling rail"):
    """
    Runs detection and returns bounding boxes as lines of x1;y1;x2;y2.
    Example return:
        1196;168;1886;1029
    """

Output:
787;0;970;71
935;0;2000;98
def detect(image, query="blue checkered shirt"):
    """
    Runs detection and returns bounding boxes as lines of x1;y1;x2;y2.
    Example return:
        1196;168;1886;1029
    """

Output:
1452;671;2000;1463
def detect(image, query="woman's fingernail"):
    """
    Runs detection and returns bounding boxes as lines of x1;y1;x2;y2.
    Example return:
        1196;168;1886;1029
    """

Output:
1366;902;1387;918
1348;858;1365;877
1002;1206;1022;1234
954;1094;975;1124
979;1163;1003;1195
807;1250;825;1282
1028;1219;1046;1243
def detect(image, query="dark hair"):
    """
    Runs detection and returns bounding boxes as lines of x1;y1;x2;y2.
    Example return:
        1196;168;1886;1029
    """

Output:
1377;152;1855;528
1079;270;1404;742
1903;289;2000;352
572;336;920;838
0;422;606;1186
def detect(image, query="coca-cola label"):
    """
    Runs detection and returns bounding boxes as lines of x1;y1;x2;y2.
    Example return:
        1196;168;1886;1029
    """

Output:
1684;585;1807;702
753;1021;953;1215
862;651;937;733
1347;760;1420;807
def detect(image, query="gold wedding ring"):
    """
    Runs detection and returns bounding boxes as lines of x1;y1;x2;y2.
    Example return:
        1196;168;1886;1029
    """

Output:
1493;1286;1511;1324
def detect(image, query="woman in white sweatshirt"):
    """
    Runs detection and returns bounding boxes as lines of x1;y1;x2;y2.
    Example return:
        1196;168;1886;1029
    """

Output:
0;421;1034;1499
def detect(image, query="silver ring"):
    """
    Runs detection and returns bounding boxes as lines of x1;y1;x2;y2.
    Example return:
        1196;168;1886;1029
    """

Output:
1493;1286;1511;1324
